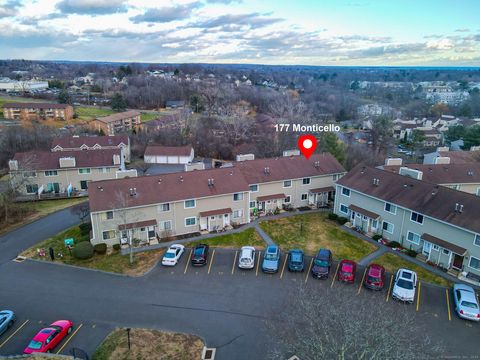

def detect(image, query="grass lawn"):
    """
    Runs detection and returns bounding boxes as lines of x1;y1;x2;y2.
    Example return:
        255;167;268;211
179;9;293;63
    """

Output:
373;252;452;287
21;225;164;276
186;227;266;249
92;328;204;360
75;106;115;120
140;112;161;122
259;212;377;261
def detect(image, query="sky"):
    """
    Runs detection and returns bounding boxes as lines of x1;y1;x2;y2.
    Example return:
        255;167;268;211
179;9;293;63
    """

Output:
0;0;479;66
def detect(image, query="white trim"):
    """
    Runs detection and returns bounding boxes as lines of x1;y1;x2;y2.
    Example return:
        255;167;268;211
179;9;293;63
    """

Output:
382;220;394;234
284;195;291;204
249;184;259;192
158;203;171;212
468;256;480;270
407;231;421;245
339;203;349;215
384;202;397;215
185;216;197;227
474;234;480;247
302;177;311;185
341;187;351;197
233;192;244;201
102;229;116;240
184;199;196;209
301;193;308;201
410;211;424;225
283;180;292;188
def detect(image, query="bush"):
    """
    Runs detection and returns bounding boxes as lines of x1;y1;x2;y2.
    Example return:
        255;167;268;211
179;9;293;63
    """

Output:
387;241;402;248
372;234;382;241
407;249;418;257
112;244;121;251
337;217;349;225
328;213;338;221
72;241;94;260
93;243;107;255
79;222;92;236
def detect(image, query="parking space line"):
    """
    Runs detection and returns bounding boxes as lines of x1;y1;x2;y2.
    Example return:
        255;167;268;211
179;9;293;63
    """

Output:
231;251;238;275
330;263;340;288
446;288;451;321
256;251;261;276
357;268;367;295
279;256;288;279
56;324;83;354
0;319;29;348
184;249;192;274
386;275;394;302
208;249;216;274
305;258;313;283
416;282;421;312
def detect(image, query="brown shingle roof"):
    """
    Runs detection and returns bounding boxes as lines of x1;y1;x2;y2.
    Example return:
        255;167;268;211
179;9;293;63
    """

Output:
421;233;466;255
199;208;232;217
144;145;193;157
119;219;156;230
3;102;70;109
12;149;121;171
51;135;129;149
438;151;480;164
348;204;380;219
383;163;480;184
96;110;140;123
337;165;480;234
257;193;286;202
310;186;335;193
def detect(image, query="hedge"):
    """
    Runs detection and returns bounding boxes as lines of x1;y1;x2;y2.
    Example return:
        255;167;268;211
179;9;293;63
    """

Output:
328;213;338;221
79;222;92;236
112;244;121;251
93;243;107;255
337;217;349;225
72;241;94;259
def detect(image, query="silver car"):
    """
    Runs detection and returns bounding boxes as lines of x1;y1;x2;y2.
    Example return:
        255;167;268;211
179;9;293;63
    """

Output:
453;284;480;322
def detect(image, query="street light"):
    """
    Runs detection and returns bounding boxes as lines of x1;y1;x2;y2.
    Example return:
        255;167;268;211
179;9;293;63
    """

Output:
126;327;131;350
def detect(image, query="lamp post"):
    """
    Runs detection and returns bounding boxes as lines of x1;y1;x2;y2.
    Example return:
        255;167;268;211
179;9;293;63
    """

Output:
126;327;131;350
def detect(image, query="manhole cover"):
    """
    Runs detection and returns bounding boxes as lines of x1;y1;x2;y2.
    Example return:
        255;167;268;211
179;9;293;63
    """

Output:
202;347;216;360
13;256;26;263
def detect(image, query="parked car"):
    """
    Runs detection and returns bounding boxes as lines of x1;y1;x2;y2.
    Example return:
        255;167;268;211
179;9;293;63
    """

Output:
337;259;357;283
191;244;209;266
287;249;305;272
392;269;417;303
262;245;280;273
0;310;15;336
311;248;332;279
363;264;386;290
161;244;185;266
452;284;480;322
238;246;256;269
24;320;73;354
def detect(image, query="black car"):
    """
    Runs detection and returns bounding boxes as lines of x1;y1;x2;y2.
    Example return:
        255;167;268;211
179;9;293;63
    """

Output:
311;248;332;279
191;244;209;266
287;249;305;272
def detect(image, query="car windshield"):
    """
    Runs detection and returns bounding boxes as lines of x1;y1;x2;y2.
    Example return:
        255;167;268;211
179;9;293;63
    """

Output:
164;252;175;258
314;259;329;267
28;340;43;350
0;317;5;325
241;257;251;262
397;279;413;290
194;248;204;255
291;254;302;263
367;276;379;283
461;301;478;309
265;253;277;260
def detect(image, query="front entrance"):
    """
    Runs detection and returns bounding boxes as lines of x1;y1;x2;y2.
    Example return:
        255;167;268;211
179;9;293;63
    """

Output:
422;241;432;258
452;253;464;270
223;214;230;227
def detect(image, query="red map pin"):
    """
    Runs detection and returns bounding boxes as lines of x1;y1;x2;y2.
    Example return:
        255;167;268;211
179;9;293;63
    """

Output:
298;134;317;159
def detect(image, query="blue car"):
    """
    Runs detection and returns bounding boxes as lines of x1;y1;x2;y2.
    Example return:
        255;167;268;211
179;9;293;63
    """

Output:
262;245;280;273
0;310;15;336
288;249;305;272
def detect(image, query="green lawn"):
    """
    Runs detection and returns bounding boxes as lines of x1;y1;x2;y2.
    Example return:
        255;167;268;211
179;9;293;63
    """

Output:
373;252;451;287
259;212;378;261
75;106;115;120
140;112;161;122
186;227;266;249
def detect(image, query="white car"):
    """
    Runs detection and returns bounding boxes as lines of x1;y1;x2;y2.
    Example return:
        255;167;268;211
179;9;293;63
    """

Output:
161;244;185;266
238;246;256;269
392;268;417;303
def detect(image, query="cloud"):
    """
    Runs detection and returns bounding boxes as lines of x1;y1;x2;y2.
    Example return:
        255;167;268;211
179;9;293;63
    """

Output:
0;0;22;18
56;0;129;15
205;0;243;3
426;38;455;50
130;2;202;23
189;12;283;31
455;28;470;32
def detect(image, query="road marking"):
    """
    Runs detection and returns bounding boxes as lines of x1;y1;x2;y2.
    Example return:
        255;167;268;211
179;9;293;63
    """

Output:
56;324;83;354
331;263;340;288
416;282;421;312
184;249;193;274
256;251;261;276
357;268;367;295
445;288;451;321
0;319;29;348
305;258;313;283
208;249;216;274
386;275;394;302
279;256;288;279
231;251;238;275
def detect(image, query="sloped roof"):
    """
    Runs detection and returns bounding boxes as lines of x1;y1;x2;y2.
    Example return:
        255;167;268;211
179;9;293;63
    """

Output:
96;110;140;123
383;163;480;184
51;135;128;149
144;145;193;157
4;102;70;109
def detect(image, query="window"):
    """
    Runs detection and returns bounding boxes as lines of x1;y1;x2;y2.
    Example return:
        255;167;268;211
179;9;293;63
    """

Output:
78;168;91;174
302;177;311;185
333;174;339;181
184;199;196;208
382;221;394;234
106;211;113;220
159;220;172;231
102;230;116;240
474;234;480;247
341;187;350;197
407;231;420;245
339;204;349;215
284;196;291;204
249;201;256;208
158;203;170;212
233;193;244;201
301;193;308;201
433;244;439;251
249;184;258;192
384;202;397;214
23;171;36;178
476;187;480;196
98;167;111;173
443;249;450;255
469;256;480;270
233;209;244;218
44;170;58;176
26;184;38;194
185;217;196;226
283;180;292;188
410;212;424;224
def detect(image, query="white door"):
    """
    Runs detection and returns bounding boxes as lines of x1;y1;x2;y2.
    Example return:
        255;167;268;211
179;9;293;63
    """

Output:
223;214;230;226
422;241;432;257
200;217;208;231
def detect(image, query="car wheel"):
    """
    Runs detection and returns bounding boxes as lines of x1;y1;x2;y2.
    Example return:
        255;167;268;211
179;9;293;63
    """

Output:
7;321;14;328
47;350;51;353
67;326;72;334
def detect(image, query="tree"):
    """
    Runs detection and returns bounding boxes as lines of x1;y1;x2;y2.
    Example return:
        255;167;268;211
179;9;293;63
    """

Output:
430;103;449;118
445;125;466;144
57;89;72;104
268;284;443;360
463;126;480;150
190;94;205;113
48;79;64;89
111;93;128;112
370;116;394;160
319;132;346;164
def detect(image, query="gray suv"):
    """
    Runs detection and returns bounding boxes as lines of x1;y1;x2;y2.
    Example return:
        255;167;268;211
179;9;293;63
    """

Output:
262;245;280;273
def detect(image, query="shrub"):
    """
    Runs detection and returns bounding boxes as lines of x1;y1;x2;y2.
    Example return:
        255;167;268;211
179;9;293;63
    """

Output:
337;217;349;225
372;234;382;241
407;249;418;257
72;241;94;260
79;222;92;236
328;213;338;221
112;244;121;251
93;243;107;255
387;241;402;248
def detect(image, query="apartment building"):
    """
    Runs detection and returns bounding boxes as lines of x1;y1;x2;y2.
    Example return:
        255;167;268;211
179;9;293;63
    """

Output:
3;102;74;121
334;165;480;279
9;149;125;199
51;135;131;162
90;110;141;135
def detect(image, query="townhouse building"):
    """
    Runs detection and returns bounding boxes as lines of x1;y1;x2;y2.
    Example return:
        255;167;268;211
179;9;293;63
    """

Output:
3;102;74;121
90;110;141;135
334;165;480;279
9;149;125;199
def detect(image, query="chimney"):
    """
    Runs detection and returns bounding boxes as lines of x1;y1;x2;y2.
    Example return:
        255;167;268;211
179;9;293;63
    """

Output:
372;178;379;186
467;170;473;176
157;178;162;184
459;204;464;213
314;161;320;168
129;187;137;196
8;160;18;171
264;167;270;174
454;203;459;212
179;176;184;182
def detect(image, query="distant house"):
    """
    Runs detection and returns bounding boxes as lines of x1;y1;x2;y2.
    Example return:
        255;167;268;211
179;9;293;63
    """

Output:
3;102;74;121
0;78;48;93
165;100;185;109
90;110;141;136
51;135;131;162
423;149;480;165
144;145;194;165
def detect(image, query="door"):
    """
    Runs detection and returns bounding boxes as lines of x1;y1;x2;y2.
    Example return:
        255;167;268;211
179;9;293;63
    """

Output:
223;213;230;227
80;180;88;190
422;241;432;257
308;193;315;205
147;226;155;239
452;253;463;270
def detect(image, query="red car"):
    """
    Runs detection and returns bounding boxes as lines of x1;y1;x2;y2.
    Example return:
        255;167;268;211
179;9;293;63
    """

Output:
337;259;356;283
364;264;386;290
24;320;73;354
